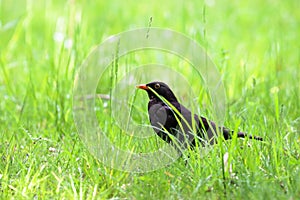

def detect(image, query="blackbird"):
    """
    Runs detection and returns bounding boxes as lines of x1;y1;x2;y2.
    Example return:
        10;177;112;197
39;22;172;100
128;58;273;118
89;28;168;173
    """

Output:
136;81;262;150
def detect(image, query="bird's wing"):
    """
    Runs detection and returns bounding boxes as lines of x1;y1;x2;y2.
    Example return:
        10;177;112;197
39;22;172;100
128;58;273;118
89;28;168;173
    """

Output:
172;104;200;145
168;104;220;145
148;103;177;134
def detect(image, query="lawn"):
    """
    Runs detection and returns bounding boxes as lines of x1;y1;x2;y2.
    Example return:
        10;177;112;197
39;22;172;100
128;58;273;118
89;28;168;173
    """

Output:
0;0;299;199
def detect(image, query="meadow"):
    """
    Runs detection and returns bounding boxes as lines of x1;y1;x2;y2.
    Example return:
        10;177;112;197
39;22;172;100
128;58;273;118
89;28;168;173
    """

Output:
0;0;299;199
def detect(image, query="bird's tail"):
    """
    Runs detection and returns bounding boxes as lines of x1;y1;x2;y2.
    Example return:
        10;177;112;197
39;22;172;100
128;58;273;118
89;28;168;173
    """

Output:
237;132;263;141
222;128;263;141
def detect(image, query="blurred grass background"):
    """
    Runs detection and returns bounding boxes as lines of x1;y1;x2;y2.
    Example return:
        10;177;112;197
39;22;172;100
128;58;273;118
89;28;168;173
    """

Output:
0;0;299;199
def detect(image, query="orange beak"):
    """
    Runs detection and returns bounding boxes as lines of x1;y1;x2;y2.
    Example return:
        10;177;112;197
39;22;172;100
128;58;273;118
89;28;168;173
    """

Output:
136;84;149;90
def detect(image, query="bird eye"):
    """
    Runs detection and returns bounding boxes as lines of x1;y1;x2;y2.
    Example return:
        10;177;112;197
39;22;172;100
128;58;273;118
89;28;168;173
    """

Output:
154;83;160;89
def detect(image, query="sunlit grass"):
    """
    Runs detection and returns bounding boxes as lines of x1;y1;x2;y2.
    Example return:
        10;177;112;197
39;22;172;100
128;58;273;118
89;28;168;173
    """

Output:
0;0;299;199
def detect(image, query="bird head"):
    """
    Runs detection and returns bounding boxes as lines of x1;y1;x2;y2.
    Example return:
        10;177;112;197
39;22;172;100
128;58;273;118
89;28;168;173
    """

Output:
136;81;178;102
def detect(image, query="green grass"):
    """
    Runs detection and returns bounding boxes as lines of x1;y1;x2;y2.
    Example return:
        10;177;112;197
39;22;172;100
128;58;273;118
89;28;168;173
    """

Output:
1;0;299;199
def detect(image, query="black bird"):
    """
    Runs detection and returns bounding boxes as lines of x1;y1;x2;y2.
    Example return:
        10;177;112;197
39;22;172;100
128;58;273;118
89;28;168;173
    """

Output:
136;81;262;150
